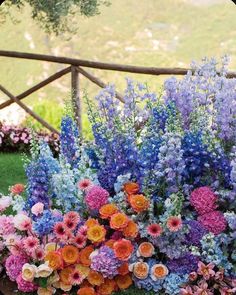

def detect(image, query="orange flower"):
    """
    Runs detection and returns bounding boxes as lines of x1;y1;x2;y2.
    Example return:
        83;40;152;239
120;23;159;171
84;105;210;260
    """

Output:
77;287;96;295
61;245;79;264
10;183;25;195
133;262;149;279
97;278;117;295
110;213;129;230
87;224;106;243
99;204;119;219
122;220;138;239
137;242;155;258
129;194;149;213
45;251;63;270
59;267;74;284
123;182;139;195
113;239;133;261
117;262;129;276
78;245;94;266
151;264;169;280
85;218;99;228
87;270;104;286
104;239;116;249
115;274;132;290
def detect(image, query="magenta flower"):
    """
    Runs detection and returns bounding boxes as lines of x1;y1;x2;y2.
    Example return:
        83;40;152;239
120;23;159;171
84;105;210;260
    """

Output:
197;261;215;280
198;210;227;235
85;185;109;211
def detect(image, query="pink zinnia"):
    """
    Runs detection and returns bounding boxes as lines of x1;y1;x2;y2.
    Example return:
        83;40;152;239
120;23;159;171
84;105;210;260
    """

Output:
190;186;218;215
198;210;227;235
69;270;84;285
64;211;80;224
16;272;37;292
85;185;109;211
77;179;93;191
10;184;25;195
23;236;39;253
147;223;162;237
5;255;28;281
167;216;182;232
73;233;87;248
77;225;87;236
54;222;67;238
32;247;44;261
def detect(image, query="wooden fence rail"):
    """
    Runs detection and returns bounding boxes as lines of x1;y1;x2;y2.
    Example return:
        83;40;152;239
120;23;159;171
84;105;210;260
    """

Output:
1;50;236;133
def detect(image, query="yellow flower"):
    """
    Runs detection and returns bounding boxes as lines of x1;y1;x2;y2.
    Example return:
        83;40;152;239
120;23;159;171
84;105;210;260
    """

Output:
75;264;90;278
22;263;37;282
36;262;53;278
87;224;106;243
59;282;72;292
45;242;58;253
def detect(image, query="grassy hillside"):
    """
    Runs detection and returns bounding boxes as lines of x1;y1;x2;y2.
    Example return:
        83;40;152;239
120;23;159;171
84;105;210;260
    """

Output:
0;0;236;132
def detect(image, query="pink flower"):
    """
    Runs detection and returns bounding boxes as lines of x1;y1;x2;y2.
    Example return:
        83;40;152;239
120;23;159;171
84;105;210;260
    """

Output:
0;196;12;212
10;184;25;195
198;210;227;235
54;222;67;239
69;269;84;285
190;186;218;215
31;202;44;216
77;179;93;191
147;223;162;237
77;225;87;236
180;286;194;295
73;233;87;248
14;214;32;231
220;287;236;295
197;261;215;280
188;271;198;281
85;185;109;211
166;216;182;232
194;281;213;295
64;211;80;224
32;247;45;261
16;272;37;292
0;215;15;236
23;236;40;254
5;255;28;281
215;269;224;281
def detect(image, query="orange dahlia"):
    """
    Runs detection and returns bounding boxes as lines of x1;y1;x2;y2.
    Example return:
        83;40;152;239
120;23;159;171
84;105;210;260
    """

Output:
77;287;96;295
113;239;133;261
99;204;119;219
110;213;129;230
59;267;74;284
115;274;132;290
87;270;104;286
122;220;138;239
129;194;149;213
97;278;117;295
123;182;139;195
85;218;99;228
45;250;63;270
61;245;79;264
117;262;129;276
78;245;94;266
87;224;106;243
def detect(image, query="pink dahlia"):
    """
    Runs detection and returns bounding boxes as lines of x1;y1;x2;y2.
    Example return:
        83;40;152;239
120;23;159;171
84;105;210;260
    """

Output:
23;236;40;254
16;272;37;292
190;186;218;215
198;210;227;235
85;185;109;211
5;254;28;281
0;216;15;236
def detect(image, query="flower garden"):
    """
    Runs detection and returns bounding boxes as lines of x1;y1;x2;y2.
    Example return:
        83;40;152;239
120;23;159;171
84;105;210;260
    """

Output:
0;58;236;295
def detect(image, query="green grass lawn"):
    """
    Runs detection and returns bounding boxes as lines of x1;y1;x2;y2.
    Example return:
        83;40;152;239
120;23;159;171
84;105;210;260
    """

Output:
0;153;27;194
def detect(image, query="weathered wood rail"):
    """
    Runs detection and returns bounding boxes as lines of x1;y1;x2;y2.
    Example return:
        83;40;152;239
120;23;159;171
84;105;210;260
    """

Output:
1;50;236;133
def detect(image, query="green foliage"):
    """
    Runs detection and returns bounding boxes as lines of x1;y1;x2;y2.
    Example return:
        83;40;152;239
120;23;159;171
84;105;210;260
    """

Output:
1;0;110;34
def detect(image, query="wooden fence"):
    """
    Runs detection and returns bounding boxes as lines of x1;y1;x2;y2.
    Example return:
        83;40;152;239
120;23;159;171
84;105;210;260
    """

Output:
1;50;236;134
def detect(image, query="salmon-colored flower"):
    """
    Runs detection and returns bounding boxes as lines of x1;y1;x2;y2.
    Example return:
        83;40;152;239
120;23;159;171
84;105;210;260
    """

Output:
129;194;149;213
78;245;94;266
69;269;84;285
167;216;182;232
117;262;129;276
110;213;129;230
147;223;162;237
150;264;169;280
104;239;116;249
132;262;149;279
87;224;106;243
10;183;25;195
137;242;154;258
59;267;74;284
122;220;138;239
99;204;119;219
61;245;79;265
113;239;133;261
85;218;99;228
115;274;132;290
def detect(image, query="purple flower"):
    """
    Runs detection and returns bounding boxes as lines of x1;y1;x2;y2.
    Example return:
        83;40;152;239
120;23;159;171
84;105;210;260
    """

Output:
91;246;121;278
5;255;28;281
167;253;199;275
185;220;208;247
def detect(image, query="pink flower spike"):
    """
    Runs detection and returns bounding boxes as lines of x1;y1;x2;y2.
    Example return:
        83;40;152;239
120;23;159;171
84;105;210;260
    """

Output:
77;178;93;191
197;261;215;280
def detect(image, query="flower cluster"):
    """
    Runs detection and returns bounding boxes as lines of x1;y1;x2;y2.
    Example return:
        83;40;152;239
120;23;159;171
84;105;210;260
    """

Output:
0;58;236;295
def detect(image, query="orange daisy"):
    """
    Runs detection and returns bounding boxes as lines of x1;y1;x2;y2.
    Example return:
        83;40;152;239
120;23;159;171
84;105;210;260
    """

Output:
87;270;104;286
59;266;74;284
117;262;129;276
85;218;99;228
123;182;139;195
78;245;94;266
77;287;96;295
97;278;117;295
45;250;63;270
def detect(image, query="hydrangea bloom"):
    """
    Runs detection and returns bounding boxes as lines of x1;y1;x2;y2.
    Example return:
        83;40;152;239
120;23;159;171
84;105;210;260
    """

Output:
166;253;199;275
198;210;227;235
16;272;37;292
5;255;28;281
185;220;208;246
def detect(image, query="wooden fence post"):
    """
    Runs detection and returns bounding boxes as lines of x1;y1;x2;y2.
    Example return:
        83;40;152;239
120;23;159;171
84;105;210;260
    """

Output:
71;66;82;132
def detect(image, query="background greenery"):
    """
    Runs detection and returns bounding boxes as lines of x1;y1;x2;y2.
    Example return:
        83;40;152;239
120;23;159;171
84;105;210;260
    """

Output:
0;0;236;133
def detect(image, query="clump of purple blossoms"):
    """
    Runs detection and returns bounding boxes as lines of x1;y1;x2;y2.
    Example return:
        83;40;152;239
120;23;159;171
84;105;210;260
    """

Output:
166;253;199;275
185;220;208;247
90;246;121;278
